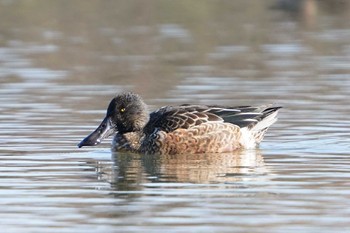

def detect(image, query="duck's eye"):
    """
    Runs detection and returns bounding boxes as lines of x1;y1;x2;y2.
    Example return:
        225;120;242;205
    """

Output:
120;108;126;113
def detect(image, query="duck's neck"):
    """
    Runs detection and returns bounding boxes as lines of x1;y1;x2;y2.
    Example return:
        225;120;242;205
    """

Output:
112;131;144;152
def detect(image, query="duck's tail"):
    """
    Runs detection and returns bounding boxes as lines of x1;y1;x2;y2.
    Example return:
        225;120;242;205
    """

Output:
239;106;281;148
251;107;281;143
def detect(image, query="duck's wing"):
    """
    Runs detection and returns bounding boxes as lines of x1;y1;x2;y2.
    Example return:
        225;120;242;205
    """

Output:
143;105;281;134
143;105;223;134
205;105;282;128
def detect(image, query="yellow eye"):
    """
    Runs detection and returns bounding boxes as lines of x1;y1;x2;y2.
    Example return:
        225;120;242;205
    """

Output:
120;108;126;113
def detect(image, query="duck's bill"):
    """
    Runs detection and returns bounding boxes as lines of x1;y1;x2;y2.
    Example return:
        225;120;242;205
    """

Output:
78;117;116;148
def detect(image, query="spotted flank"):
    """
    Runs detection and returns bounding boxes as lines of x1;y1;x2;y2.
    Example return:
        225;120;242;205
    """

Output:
78;92;281;155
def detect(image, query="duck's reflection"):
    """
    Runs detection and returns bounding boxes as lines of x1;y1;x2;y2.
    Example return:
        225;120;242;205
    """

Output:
143;150;267;184
97;150;268;192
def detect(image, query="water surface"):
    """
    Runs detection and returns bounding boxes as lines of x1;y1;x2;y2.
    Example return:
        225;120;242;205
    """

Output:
1;1;350;232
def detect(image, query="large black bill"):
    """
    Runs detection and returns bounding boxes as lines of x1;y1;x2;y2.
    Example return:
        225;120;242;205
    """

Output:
78;117;116;148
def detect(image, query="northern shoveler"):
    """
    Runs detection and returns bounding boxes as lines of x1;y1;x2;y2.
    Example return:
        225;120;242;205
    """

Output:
78;92;281;155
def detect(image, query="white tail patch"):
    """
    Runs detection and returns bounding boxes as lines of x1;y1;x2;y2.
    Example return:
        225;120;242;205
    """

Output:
239;110;280;148
239;128;257;149
252;110;279;133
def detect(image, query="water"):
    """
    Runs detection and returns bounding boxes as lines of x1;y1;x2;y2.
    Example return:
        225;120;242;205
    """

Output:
1;1;350;232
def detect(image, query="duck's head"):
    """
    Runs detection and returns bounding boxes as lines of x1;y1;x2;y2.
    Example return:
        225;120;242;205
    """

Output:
78;92;149;148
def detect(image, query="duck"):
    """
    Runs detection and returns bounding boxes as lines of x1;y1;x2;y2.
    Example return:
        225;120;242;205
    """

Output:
78;92;281;155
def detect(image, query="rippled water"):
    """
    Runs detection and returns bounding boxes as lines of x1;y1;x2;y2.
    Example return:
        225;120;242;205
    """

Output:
1;1;350;232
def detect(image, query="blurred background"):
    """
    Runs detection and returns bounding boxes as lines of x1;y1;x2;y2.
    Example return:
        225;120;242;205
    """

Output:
1;0;349;97
1;0;350;232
